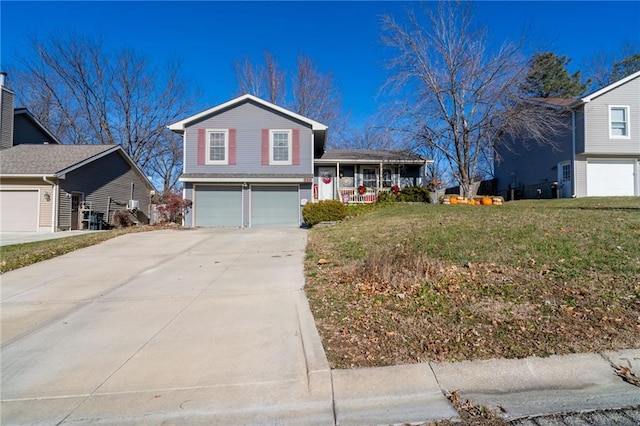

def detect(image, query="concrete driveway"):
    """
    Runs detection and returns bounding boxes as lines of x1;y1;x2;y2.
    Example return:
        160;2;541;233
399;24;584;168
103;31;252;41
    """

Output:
1;228;333;425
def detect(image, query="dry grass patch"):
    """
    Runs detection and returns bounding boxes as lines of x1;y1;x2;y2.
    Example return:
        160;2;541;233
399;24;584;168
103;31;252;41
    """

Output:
305;198;640;368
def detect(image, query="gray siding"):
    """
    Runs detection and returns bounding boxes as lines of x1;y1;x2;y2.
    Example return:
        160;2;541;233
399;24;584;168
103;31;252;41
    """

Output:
13;115;57;146
59;151;151;228
0;87;14;150
495;115;573;197
574;107;585;154
184;102;313;175
584;75;640;154
574;158;587;198
183;183;194;227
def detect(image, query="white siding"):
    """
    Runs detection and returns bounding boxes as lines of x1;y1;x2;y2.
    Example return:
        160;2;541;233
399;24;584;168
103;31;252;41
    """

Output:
583;75;640;155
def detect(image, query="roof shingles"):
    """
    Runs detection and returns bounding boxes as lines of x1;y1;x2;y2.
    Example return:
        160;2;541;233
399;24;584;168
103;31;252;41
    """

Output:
0;144;115;175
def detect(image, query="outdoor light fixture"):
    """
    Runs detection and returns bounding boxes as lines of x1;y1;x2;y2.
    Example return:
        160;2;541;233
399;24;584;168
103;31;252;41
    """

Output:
44;192;51;202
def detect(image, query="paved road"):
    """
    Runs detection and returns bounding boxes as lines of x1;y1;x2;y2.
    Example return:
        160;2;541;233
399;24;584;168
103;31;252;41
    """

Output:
1;228;332;424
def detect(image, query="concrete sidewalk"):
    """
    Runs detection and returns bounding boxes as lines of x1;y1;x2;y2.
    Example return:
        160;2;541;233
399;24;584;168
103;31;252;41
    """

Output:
331;349;640;425
0;230;102;247
1;228;639;425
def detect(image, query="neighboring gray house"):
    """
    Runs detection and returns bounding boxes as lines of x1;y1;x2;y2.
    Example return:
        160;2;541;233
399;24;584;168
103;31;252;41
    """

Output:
495;70;640;199
0;73;154;232
169;94;429;228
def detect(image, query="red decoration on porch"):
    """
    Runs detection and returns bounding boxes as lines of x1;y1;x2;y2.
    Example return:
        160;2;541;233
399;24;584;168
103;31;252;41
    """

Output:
322;175;332;184
358;185;366;195
392;185;399;195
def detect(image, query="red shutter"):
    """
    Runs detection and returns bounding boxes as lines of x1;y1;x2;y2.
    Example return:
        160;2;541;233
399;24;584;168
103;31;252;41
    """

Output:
261;129;269;165
197;128;205;165
229;128;237;165
292;129;300;165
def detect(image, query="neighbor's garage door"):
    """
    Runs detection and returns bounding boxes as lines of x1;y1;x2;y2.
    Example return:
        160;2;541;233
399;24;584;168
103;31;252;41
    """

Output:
587;159;636;196
194;186;242;227
251;186;299;227
0;190;39;232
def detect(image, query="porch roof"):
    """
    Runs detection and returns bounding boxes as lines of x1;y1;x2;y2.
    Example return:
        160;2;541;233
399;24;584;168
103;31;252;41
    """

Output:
316;149;428;164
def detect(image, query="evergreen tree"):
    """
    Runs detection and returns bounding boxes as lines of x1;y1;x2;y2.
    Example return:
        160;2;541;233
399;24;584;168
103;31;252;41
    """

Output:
521;52;587;98
610;54;640;82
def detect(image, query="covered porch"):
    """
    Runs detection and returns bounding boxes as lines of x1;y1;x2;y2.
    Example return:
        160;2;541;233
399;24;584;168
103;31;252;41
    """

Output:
313;149;429;204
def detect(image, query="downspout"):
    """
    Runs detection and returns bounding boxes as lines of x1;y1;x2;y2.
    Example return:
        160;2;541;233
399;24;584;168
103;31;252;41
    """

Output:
43;176;57;232
571;110;576;197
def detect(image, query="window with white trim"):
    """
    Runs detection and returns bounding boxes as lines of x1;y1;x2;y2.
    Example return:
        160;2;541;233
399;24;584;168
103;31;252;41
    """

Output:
561;163;571;181
362;168;377;188
609;106;630;138
270;129;291;165
206;129;228;165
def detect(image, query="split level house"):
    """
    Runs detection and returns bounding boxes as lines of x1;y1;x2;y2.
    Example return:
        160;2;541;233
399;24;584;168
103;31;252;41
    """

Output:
0;73;154;232
168;94;429;228
495;70;640;199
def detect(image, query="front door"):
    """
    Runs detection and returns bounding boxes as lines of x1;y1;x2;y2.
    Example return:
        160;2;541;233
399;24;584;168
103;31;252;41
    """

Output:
558;161;572;198
318;167;336;200
71;193;81;230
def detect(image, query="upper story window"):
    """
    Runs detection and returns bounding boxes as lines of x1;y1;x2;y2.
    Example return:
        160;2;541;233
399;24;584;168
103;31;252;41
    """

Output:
270;130;292;165
609;106;630;139
206;129;228;164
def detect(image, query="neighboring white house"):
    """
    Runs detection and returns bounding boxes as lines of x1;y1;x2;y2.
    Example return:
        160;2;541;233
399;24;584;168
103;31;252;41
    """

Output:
495;71;640;199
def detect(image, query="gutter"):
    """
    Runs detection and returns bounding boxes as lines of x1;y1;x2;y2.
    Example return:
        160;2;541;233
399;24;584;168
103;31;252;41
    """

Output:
42;176;57;232
571;111;577;197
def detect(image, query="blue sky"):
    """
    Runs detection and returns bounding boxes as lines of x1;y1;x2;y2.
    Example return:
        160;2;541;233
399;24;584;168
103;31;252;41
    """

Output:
2;1;639;128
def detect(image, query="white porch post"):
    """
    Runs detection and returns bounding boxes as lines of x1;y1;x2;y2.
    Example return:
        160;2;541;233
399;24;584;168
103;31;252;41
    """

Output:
379;163;383;189
336;162;340;200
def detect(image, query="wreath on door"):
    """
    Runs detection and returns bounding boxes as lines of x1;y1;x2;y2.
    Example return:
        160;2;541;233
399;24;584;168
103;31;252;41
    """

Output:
321;172;332;184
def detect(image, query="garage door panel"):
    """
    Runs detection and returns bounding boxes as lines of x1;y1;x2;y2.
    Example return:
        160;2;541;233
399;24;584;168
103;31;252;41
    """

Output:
195;186;242;227
251;186;299;227
587;160;635;196
0;190;39;232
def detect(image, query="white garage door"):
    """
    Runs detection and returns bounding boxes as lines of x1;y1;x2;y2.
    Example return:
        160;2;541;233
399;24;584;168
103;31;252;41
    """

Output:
587;160;636;196
251;186;300;227
194;186;242;227
0;190;39;232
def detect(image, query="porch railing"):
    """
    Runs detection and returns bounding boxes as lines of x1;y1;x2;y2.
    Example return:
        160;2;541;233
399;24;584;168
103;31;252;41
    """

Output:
337;187;391;204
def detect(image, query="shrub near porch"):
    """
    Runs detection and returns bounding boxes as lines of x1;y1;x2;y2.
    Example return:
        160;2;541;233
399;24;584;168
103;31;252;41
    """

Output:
304;198;640;368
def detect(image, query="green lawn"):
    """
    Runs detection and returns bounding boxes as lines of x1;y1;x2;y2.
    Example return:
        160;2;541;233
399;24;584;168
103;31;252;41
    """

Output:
305;197;640;368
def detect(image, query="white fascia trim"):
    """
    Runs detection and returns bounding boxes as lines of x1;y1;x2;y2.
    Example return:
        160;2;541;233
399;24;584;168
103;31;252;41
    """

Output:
0;174;57;178
579;70;640;104
314;159;430;165
180;177;309;183
168;94;328;132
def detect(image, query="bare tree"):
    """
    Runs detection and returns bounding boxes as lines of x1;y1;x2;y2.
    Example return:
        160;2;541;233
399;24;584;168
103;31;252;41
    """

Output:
13;31;195;191
584;41;640;89
147;131;183;193
234;52;285;104
291;54;346;137
381;1;566;197
233;52;347;146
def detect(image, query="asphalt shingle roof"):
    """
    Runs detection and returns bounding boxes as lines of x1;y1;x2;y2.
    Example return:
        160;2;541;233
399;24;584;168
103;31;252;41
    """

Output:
320;149;425;162
0;144;115;175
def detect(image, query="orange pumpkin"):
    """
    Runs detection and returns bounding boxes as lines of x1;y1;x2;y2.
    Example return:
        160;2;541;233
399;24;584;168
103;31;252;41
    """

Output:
482;197;492;206
450;196;458;205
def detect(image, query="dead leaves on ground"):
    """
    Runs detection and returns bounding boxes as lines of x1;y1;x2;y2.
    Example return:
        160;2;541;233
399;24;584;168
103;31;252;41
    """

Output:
614;364;640;387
